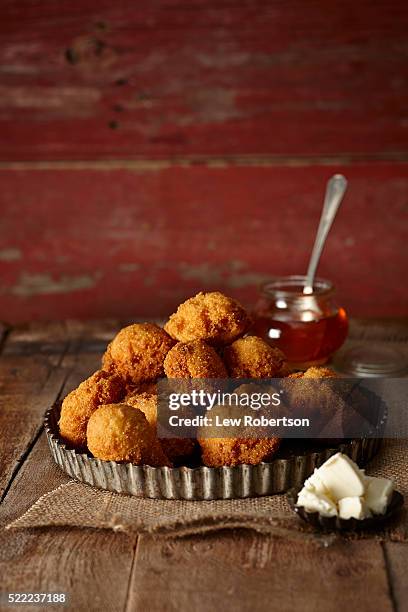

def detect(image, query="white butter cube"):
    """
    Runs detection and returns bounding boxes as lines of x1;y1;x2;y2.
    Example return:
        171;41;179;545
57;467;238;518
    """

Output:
365;477;393;515
317;453;365;501
338;496;371;520
297;489;338;517
304;469;330;496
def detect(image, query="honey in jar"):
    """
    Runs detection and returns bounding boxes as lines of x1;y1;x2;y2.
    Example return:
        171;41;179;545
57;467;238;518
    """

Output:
252;276;348;369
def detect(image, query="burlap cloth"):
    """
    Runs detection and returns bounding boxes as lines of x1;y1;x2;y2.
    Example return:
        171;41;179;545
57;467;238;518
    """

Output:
5;439;407;540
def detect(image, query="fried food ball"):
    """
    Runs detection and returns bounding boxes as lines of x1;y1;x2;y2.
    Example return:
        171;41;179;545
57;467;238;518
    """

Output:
283;366;344;437
163;340;228;378
199;436;281;467
102;323;175;384
87;403;171;466
197;399;281;467
164;291;251;346
223;336;287;378
289;366;338;379
125;380;157;399
289;367;374;439
160;438;197;464
126;393;196;462
59;370;125;449
125;393;158;429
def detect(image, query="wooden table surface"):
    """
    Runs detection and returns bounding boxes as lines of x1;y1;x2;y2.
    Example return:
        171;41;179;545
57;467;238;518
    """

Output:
0;318;407;612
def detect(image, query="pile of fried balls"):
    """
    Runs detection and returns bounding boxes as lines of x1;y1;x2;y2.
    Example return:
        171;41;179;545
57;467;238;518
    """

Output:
59;291;335;467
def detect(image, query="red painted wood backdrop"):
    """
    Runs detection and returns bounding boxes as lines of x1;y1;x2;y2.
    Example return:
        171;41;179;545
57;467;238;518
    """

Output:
0;1;407;322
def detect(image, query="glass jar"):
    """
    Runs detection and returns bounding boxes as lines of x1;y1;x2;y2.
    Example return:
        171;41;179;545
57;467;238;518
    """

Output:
252;275;348;369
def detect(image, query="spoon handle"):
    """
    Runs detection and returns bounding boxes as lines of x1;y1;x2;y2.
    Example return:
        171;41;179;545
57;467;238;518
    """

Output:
303;174;348;294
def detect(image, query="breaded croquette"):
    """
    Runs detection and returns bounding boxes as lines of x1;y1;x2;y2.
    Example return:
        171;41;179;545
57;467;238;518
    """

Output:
126;393;196;462
87;403;171;466
58;291;297;469
164;291;251;346
284;366;342;435
289;366;338;379
198;436;281;467
126;392;158;428
163;340;228;378
102;323;175;384
197;397;281;466
59;370;125;448
125;380;158;399
223;336;287;378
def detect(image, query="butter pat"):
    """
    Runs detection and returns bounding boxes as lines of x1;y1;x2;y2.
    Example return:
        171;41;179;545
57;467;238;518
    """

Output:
304;469;330;496
365;477;394;515
296;453;394;521
338;496;371;520
297;489;338;517
317;453;365;501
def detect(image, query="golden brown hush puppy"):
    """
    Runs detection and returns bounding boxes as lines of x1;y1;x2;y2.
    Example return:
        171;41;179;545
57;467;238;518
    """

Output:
223;336;287;378
59;370;125;449
126;393;196;462
124;380;158;399
102;323;175;384
86;403;171;466
164;291;251;346
288;366;338;379
284;366;343;436
125;393;158;429
164;340;228;379
289;367;365;440
198;436;281;467
197;399;281;466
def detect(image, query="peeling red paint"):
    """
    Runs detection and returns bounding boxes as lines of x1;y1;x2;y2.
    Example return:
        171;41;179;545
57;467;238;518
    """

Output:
10;273;100;297
0;2;407;323
0;163;407;322
0;1;407;159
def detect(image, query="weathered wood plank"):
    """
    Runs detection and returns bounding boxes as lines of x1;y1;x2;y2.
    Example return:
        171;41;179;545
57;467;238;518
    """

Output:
0;320;120;501
1;163;407;324
348;318;408;343
129;532;393;612
0;320;403;612
0;434;137;612
0;349;105;518
2;319;121;355
0;345;137;612
0;528;137;612
0;353;67;501
383;542;408;612
0;1;408;160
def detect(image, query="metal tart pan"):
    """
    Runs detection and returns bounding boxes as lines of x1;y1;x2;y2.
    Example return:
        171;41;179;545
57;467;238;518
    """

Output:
45;403;383;500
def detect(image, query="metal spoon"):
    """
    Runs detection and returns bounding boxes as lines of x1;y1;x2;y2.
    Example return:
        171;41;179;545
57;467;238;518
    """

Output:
303;174;348;294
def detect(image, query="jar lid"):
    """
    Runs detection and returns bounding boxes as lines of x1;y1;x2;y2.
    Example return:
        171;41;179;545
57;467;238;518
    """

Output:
333;344;408;377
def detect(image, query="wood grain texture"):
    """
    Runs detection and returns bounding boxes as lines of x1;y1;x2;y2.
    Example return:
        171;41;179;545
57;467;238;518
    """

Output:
0;1;408;160
383;542;408;612
0;342;108;519
0;162;407;323
2;319;121;355
0;319;121;499
0;331;136;612
0;0;407;325
0;353;67;500
0;318;407;612
348;318;408;343
0;434;137;612
129;532;393;612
